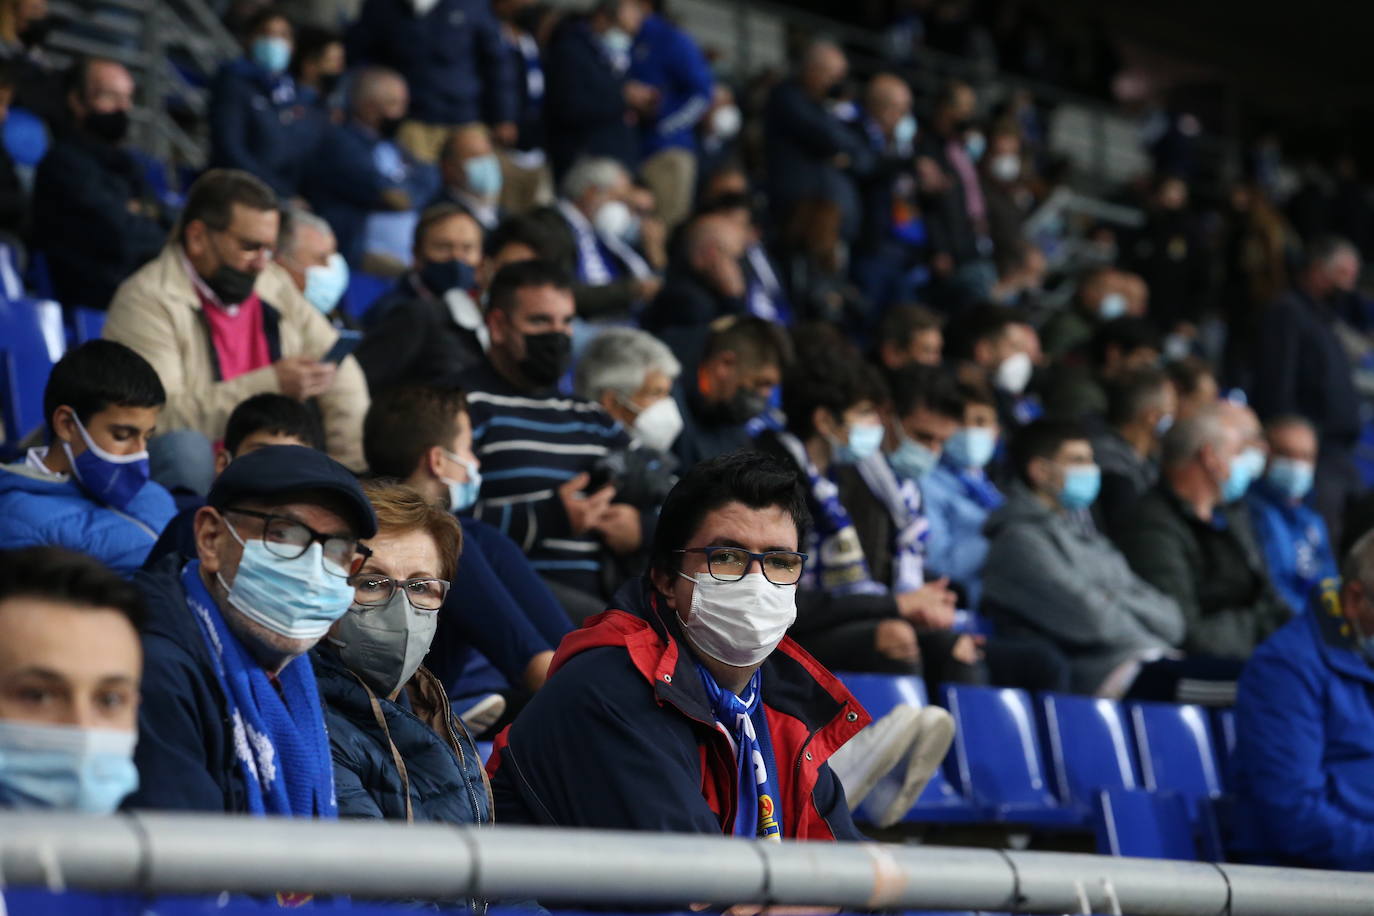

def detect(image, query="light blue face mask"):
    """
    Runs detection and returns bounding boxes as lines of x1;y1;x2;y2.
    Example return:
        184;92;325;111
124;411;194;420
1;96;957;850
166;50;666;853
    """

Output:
944;426;997;470
893;114;917;149
1155;412;1175;437
251;36;292;75
304;252;350;314
832;423;884;465
463;154;503;198
964;132;986;162
888;435;939;481
602;27;633;58
442;449;483;512
0;720;138;813
1098;292;1128;320
1265;457;1315;503
220;528;356;641
1221;448;1263;504
1059;464;1101;510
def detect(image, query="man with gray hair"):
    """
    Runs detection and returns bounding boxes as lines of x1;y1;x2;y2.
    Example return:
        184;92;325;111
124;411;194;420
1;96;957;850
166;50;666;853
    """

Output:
1115;404;1290;659
574;326;683;453
275;209;351;325
1230;530;1374;870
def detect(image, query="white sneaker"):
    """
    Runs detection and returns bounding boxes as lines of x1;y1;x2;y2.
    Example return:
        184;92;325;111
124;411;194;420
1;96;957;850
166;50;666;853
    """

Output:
873;706;955;828
829;705;923;809
457;693;507;734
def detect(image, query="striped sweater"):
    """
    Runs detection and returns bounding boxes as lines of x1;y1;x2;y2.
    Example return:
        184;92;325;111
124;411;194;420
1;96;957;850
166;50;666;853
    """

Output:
458;362;630;597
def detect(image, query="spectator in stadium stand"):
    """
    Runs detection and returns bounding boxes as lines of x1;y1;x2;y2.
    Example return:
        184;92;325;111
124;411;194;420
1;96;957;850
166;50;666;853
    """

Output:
355;204;486;392
639;212;749;346
0;0;64;126
274;208;353;328
209;8;325;199
431;124;506;232
547;156;662;322
127;445;376;813
1250;235;1365;549
1040;266;1147;359
1123;173;1209;339
312;481;490;826
362;385;569;732
104;169;370;473
874;304;944;373
1041;317;1162;425
487;450;872;840
920;379;1003;608
763;40;868;245
543;0;646;180
882;364;962;491
625;0;714;232
671;316;789;469
981;419;1237;701
1092;367;1177;538
451;259;641;622
693;189;793;326
31;57;167;311
1115;405;1291;659
289;25;345;111
980;120;1035;271
346;0;516;165
0;547;144;812
574;327;684;455
0;62;27;240
491;0;550;214
850;73;922;314
1247;416;1338;616
0;341;174;575
142;392;327;571
944;304;1040;431
304;66;440;270
1165;355;1219;422
1230;531;1374;871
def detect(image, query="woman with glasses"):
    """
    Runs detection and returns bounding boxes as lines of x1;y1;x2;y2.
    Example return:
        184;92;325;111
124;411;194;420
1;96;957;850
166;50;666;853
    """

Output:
312;480;491;829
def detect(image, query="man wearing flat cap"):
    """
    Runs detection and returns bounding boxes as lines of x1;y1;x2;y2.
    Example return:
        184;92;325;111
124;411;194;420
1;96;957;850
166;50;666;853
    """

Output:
127;445;377;815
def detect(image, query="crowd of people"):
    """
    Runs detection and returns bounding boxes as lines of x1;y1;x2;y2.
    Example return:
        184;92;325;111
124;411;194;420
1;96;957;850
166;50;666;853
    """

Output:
2;0;1374;890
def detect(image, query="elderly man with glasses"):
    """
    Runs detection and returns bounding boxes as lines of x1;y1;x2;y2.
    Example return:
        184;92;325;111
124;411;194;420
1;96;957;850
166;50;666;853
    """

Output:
128;445;376;815
487;450;873;842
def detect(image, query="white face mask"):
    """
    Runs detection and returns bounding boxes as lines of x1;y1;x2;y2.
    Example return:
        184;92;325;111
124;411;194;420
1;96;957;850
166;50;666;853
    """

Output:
675;572;797;668
994;350;1033;395
990;152;1021;182
593;199;638;243
631;396;684;452
710;104;742;140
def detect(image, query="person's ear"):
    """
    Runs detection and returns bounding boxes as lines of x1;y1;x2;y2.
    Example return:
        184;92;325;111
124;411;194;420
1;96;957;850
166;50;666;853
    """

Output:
649;565;674;607
1028;455;1052;492
812;406;839;441
194;506;229;576
598;390;619;417
486;306;508;344
878;339;901;370
423;445;446;481
184;220;209;261
51;406;78;445
213;448;233;476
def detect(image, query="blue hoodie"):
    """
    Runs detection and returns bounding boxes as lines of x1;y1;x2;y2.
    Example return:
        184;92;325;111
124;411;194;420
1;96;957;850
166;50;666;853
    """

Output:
628;14;714;157
0;456;174;575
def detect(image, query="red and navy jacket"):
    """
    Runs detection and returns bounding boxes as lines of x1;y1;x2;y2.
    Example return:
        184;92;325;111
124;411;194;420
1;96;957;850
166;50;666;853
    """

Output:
486;577;871;839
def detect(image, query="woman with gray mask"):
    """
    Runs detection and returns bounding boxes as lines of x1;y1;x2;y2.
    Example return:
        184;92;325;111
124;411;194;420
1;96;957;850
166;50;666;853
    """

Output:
311;480;491;827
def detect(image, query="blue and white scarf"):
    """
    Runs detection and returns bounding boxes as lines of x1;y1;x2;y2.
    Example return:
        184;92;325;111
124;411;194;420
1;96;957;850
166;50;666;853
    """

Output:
181;562;337;818
696;664;782;840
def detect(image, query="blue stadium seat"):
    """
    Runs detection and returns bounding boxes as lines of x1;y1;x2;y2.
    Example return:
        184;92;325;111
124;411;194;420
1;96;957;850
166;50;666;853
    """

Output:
477;741;494;765
3;106;48;167
343;271;392;322
942;685;1081;826
837;673;981;824
1093;787;1198;860
69;307;107;345
1211;707;1237;784
0;298;66;443
1038;694;1140;816
1128;701;1224;808
25;250;54;301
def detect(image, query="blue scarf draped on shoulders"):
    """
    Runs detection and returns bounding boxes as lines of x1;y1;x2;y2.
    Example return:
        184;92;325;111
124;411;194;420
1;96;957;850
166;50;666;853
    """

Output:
695;663;782;840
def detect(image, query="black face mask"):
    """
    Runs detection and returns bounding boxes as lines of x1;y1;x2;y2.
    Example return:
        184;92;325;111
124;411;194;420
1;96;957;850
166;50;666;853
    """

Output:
205;263;258;305
379;115;404;139
83;109;129;144
707;388;768;426
518;331;572;388
418;258;476;297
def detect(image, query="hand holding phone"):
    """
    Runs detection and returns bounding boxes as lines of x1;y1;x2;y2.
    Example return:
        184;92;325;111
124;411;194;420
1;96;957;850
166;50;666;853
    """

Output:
321;329;363;364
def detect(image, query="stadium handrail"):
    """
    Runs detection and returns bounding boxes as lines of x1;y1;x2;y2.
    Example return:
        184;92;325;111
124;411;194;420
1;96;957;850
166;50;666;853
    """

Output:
1;812;1371;914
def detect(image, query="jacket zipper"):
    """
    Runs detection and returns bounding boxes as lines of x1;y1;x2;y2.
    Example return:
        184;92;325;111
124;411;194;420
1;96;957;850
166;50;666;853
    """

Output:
434;686;489;916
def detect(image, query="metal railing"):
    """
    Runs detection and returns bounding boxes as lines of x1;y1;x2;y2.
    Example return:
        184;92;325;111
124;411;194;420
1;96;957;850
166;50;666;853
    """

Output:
2;812;1373;915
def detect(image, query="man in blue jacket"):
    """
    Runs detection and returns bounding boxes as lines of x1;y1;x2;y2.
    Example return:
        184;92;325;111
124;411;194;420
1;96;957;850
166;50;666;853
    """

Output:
347;0;517;164
627;1;713;231
0;340;175;575
1231;536;1374;870
1247;415;1338;615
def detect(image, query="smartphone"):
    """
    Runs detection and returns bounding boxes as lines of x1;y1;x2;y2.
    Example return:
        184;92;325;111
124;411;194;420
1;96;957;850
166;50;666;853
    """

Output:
322;329;363;364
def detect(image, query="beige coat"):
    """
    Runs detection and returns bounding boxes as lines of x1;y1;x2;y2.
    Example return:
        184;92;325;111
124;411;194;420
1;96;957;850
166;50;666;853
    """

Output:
103;244;369;470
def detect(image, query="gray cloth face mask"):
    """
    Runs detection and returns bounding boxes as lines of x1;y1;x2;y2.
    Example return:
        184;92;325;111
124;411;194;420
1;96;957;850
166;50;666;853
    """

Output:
329;591;439;698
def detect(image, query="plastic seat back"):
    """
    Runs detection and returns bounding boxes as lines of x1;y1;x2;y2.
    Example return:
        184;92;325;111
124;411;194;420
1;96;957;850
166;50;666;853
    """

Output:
943;685;1061;817
1039;693;1139;813
1129;701;1223;807
0;298;65;442
1093;787;1199;860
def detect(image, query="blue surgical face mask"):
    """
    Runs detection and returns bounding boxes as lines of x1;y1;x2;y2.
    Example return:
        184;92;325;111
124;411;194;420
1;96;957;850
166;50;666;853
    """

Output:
831;422;884;465
964;131;986;162
0;720;138;813
61;411;151;511
1155;412;1175;438
251;36;292;74
463;154;503;198
304;252;350;314
418;258;476;297
219;527;356;641
893;114;917;149
602;27;632;58
1265;456;1315;503
1059;463;1101;510
442;449;482;512
1098;292;1128;320
1221;449;1262;504
944;426;997;470
888;435;939;481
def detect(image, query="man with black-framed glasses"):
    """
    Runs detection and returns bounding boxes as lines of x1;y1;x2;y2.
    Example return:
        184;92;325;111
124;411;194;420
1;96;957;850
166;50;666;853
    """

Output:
128;445;377;815
488;450;873;844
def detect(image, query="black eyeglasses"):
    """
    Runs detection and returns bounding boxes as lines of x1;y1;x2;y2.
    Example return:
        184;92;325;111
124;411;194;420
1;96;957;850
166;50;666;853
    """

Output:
350;574;450;611
676;546;808;586
224;508;371;577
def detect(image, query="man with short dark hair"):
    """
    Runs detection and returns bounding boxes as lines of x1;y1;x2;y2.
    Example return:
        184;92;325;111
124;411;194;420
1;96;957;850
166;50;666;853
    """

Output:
129;445;377;813
489;450;871;840
883;364;963;485
0;340;174;574
875;304;943;373
0;546;145;812
1093;367;1177;536
32;56;167;310
104;168;370;471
